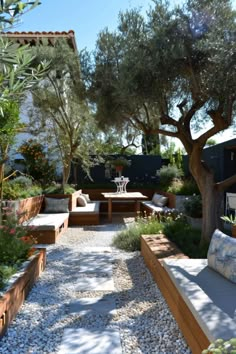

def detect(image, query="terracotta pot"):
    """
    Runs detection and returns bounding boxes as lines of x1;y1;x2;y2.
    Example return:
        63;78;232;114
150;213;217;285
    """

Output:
232;225;236;238
115;165;124;172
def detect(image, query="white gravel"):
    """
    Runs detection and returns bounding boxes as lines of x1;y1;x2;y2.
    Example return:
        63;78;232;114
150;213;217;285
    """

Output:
0;220;191;354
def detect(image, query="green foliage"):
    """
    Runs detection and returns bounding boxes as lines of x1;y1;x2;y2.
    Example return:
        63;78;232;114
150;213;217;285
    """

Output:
18;139;55;185
0;207;36;289
3;180;42;200
158;164;184;188
9;176;33;188
108;156;132;168
112;214;164;252
29;40;98;185
0;1;41;29
184;195;202;218
220;214;236;225
167;178;199;195
202;338;236;354
163;218;208;258
43;183;76;195
0;264;17;290
206;138;217;147
0;100;20;146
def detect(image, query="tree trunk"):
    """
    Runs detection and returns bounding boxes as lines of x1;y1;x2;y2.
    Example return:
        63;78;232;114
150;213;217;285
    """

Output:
62;162;71;187
141;133;160;155
189;149;222;245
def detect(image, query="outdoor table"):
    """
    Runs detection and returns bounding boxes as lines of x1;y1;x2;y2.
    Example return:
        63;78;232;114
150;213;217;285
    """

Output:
101;192;148;222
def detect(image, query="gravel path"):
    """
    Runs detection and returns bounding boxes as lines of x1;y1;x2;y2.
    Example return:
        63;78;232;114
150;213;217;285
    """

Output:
0;221;191;354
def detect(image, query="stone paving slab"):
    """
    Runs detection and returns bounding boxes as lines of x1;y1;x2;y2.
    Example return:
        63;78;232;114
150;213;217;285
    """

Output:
58;328;122;354
78;254;113;275
67;296;117;315
74;277;115;291
78;247;113;253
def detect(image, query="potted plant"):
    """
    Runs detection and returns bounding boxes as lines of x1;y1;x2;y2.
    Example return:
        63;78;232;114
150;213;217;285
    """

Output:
109;157;131;176
183;194;202;229
220;214;236;238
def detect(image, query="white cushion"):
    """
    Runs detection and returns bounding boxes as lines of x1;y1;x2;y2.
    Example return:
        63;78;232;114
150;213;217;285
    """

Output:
207;229;236;284
71;202;100;214
77;195;87;207
26;213;69;230
82;193;91;203
163;258;236;341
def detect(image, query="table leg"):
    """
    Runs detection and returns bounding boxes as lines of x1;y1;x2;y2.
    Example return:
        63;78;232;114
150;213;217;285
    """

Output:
135;200;140;214
108;198;112;222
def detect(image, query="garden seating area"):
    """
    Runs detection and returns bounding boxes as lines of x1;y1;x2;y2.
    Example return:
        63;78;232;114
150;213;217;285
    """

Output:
18;189;176;244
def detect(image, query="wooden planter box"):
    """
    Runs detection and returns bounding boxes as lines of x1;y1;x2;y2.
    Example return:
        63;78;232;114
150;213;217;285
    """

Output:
5;195;44;223
0;249;46;338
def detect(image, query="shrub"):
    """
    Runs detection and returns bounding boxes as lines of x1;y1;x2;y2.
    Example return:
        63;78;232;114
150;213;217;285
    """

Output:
0;209;36;289
3;180;42;200
113;214;165;252
158;164;183;188
18;139;56;185
184;195;202;218
163;217;208;258
168;178;199;195
0;265;17;289
9;176;33;188
43;183;76;194
202;338;236;354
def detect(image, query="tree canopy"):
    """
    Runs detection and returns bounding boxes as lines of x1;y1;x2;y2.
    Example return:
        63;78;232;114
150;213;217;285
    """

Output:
85;0;236;243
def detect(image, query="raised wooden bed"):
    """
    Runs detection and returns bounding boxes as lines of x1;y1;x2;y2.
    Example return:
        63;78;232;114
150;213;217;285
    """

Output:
0;249;46;338
141;234;210;354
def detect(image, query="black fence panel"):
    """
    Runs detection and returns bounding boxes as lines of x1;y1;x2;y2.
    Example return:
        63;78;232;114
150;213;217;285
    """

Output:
71;155;162;187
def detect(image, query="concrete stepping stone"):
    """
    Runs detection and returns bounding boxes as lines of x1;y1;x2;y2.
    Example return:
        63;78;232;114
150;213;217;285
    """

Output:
78;254;113;275
79;247;113;253
74;277;115;291
68;296;117;315
58;328;122;354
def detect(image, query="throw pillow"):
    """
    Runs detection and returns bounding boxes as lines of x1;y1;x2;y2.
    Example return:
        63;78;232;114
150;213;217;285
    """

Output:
44;197;69;213
152;193;168;207
82;193;91;203
156;196;168;207
152;193;163;205
77;195;87;207
207;229;236;283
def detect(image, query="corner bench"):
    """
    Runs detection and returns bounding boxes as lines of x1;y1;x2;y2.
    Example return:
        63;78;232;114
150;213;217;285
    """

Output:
69;201;100;225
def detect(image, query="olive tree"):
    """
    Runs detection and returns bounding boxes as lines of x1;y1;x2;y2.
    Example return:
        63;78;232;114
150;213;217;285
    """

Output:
88;0;236;244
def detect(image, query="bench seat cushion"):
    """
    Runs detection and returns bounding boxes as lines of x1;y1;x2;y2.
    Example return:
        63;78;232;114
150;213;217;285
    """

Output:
162;258;236;342
141;201;173;213
26;213;69;230
70;201;100;214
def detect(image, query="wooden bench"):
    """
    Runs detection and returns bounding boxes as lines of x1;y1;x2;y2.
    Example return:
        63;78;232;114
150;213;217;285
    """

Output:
27;213;69;244
15;195;70;244
141;234;236;354
69;201;100;225
140;191;176;215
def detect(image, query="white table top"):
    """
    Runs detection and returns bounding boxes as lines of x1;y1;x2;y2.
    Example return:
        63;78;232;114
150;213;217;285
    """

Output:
102;192;148;199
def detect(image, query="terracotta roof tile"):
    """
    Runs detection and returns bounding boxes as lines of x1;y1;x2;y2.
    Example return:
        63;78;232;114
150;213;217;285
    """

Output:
2;30;77;51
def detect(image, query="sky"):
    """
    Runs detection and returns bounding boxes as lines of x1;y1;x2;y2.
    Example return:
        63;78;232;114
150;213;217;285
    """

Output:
16;0;236;145
16;0;182;52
